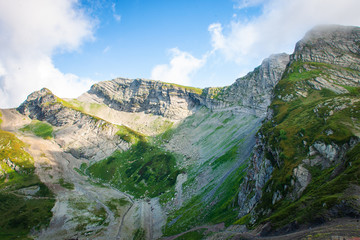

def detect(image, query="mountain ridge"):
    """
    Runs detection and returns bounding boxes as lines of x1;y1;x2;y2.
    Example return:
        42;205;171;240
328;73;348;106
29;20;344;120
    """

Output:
1;25;360;239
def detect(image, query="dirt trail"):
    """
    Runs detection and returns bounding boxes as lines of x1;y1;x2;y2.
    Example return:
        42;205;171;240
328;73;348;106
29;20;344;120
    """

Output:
1;109;167;239
162;223;225;240
206;218;360;240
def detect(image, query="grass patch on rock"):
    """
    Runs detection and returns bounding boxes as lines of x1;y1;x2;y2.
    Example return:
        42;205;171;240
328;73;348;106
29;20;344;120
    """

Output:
87;141;182;198
116;125;146;144
58;177;75;190
20;120;53;139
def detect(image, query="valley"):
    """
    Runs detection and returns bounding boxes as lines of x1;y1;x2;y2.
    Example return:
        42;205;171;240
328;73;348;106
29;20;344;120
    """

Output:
0;25;360;239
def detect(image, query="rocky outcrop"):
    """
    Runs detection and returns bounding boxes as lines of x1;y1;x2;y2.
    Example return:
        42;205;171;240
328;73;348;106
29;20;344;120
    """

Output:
289;25;360;93
291;164;311;198
18;88;128;161
81;78;204;120
238;133;273;219
79;54;289;120
205;53;289;116
291;25;360;70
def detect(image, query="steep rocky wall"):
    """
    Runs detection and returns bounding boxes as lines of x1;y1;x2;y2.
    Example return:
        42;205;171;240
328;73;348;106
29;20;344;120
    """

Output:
79;54;289;121
203;53;289;117
84;78;204;120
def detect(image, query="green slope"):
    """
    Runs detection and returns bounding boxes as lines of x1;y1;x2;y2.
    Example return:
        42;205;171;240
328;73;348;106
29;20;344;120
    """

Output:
252;61;360;231
0;128;55;239
87;141;181;198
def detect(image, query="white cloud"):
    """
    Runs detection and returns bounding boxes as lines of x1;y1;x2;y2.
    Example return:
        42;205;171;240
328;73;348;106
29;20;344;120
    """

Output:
111;3;121;22
113;14;121;22
209;0;360;70
151;48;206;86
233;0;266;10
103;46;111;53
0;0;94;108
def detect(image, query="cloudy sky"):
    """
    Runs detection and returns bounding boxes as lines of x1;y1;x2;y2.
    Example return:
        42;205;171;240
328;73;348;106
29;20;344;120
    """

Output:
1;0;360;108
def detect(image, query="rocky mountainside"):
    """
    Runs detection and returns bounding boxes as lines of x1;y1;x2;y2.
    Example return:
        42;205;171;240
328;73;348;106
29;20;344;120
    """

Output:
17;88;129;161
1;25;360;240
79;78;204;120
78;53;289;120
205;53;289;116
236;25;360;236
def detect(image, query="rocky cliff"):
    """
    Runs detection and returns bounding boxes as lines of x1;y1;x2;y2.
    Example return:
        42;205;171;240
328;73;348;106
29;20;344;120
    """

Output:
291;25;360;70
205;53;289;116
79;78;204;120
18;88;129;161
236;25;360;236
78;53;289;120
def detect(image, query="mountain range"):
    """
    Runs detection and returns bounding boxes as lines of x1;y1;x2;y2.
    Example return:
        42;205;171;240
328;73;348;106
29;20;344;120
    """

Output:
0;24;360;240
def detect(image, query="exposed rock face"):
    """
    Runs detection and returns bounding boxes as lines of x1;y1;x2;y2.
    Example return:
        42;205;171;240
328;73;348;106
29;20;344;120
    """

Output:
288;25;360;94
80;54;289;120
292;164;311;198
17;88;128;161
238;133;273;218
291;25;360;70
209;53;289;116
83;78;203;120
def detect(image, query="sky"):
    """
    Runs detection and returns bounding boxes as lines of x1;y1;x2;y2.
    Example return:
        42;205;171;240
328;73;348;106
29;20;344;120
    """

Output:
1;0;360;108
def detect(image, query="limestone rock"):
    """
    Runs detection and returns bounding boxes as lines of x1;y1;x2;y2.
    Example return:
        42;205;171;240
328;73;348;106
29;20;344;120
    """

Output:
292;164;311;198
238;134;274;217
207;53;289;116
17;88;129;161
313;141;339;162
291;25;360;71
83;78;203;120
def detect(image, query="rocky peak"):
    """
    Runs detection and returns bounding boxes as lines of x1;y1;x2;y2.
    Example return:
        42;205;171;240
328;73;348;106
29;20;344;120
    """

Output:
208;53;289;116
290;25;360;70
17;88;128;160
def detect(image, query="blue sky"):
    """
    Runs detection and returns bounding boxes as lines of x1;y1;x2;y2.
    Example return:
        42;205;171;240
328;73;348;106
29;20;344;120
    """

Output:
54;0;258;87
1;0;360;107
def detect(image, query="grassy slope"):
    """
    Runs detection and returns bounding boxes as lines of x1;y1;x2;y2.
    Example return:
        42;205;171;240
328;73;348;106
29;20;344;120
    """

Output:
0;129;54;239
85;105;260;236
20;120;53;139
163;152;248;236
161;82;203;95
160;109;260;236
87;141;181;198
253;61;360;230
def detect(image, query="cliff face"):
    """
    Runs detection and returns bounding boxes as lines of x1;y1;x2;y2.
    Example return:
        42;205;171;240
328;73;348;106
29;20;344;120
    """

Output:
81;78;204;120
79;53;289;120
291;25;360;70
209;53;289;115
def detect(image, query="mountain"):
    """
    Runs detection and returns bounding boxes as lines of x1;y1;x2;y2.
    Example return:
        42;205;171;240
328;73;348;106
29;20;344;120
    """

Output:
0;25;359;240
